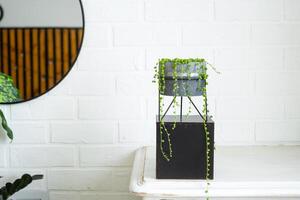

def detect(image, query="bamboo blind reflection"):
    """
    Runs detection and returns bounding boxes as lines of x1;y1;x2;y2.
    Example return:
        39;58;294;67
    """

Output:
0;28;83;101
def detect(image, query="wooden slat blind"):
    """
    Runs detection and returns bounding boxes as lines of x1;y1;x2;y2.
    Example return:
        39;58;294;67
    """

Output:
0;27;83;101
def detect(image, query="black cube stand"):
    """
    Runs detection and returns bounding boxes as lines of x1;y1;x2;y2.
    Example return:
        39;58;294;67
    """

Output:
156;115;214;179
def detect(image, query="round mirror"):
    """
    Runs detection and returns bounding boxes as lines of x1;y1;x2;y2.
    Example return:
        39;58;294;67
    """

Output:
0;0;84;104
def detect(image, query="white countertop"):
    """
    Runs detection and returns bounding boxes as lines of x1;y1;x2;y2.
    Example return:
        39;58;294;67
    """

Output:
130;146;300;198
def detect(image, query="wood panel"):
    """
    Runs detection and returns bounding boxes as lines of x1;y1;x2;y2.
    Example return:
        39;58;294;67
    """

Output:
0;28;83;101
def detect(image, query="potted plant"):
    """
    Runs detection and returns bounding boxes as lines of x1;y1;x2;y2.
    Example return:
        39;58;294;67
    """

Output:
0;73;43;200
153;58;218;195
0;174;44;200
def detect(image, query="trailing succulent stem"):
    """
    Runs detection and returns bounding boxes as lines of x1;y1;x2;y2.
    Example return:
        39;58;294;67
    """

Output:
153;58;214;199
199;67;211;199
155;61;172;161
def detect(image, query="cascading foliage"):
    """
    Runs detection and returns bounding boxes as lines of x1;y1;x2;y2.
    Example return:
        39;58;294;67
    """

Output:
153;58;215;200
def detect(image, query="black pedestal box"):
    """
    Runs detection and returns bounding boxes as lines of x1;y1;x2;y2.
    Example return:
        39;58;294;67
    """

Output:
156;115;214;179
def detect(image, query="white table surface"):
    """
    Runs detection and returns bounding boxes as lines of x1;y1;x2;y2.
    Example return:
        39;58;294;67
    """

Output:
129;146;300;199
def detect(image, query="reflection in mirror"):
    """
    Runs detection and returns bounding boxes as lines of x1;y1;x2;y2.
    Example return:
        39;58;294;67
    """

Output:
0;0;84;104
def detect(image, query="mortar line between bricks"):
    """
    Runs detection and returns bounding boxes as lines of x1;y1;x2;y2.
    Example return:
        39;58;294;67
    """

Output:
213;0;217;21
282;0;286;22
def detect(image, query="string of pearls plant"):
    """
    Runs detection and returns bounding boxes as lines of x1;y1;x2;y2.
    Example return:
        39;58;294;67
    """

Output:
153;58;219;200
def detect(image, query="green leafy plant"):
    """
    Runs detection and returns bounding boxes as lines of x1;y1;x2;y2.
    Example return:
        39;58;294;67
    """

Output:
0;72;21;140
153;58;219;200
0;174;43;200
0;72;21;103
0;109;13;140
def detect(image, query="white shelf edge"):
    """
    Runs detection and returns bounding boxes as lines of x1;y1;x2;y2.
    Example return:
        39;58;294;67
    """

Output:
129;146;300;198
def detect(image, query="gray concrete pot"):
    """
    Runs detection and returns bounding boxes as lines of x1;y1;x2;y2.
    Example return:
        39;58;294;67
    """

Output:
160;61;206;96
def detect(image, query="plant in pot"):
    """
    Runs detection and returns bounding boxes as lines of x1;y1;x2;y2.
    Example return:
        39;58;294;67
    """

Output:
0;73;44;200
153;58;217;197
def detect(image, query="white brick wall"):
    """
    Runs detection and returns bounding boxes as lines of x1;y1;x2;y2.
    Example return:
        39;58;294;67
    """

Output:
51;122;117;144
1;0;300;199
114;24;179;46
182;24;251;46
48;169;112;191
215;0;282;21
145;0;211;21
10;146;76;167
0;147;7;167
284;0;300;20
10;122;48;144
79;146;136;167
252;24;300;45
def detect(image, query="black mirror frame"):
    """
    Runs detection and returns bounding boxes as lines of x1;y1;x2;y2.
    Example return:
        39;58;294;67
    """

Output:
0;0;85;105
0;5;4;22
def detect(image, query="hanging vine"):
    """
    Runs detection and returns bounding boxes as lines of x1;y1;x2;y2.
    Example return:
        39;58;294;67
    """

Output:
153;58;216;199
199;65;211;199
